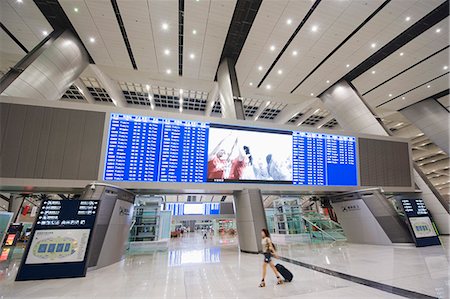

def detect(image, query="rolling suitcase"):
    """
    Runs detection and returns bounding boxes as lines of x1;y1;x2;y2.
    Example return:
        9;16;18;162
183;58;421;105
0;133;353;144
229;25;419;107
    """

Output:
276;264;293;282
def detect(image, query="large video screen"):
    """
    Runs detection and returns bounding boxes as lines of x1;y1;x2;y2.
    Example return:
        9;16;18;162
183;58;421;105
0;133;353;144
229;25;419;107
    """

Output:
207;124;292;183
103;113;358;186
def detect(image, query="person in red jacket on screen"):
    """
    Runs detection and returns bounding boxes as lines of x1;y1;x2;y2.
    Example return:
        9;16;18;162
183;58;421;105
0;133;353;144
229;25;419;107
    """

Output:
207;149;227;179
229;145;252;180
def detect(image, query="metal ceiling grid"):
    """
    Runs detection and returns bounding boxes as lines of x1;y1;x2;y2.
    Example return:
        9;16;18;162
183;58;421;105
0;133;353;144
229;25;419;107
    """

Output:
61;85;85;102
119;81;151;106
352;18;450;95
296;0;446;97
264;0;384;93
0;0;52;50
241;97;263;118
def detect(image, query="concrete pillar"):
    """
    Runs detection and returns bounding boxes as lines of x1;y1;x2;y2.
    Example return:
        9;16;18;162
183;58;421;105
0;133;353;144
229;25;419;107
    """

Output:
320;80;450;234
401;99;449;155
1;30;89;101
233;189;267;253
205;82;219;116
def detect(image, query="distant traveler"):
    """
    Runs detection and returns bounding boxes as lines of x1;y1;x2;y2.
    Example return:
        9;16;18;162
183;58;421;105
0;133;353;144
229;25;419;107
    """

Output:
259;228;283;287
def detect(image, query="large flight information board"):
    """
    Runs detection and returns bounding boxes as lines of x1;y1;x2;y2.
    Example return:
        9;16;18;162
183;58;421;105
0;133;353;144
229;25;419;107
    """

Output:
104;113;358;186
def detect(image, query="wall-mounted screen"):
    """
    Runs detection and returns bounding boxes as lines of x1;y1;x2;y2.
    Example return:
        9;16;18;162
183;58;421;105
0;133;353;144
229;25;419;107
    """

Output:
183;204;204;215
103;113;358;186
207;124;292;183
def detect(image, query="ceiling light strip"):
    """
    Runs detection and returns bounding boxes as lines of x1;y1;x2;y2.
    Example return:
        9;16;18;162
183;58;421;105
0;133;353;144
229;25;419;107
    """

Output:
178;0;184;76
110;0;138;70
0;22;29;53
362;45;449;96
257;0;322;88
398;89;450;112
344;0;449;83
289;0;391;93
376;72;449;108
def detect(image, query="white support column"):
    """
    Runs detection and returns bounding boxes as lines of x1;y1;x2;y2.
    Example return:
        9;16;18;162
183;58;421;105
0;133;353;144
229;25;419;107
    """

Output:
275;99;319;125
89;65;127;108
217;59;237;119
73;78;96;104
205;82;219;116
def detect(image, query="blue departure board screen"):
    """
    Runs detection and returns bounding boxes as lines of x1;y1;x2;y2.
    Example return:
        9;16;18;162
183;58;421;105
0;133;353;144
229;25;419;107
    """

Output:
104;113;208;183
292;132;357;186
103;113;358;186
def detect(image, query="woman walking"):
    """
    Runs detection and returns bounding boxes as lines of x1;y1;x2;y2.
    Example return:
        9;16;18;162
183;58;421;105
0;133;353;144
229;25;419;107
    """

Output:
259;228;283;287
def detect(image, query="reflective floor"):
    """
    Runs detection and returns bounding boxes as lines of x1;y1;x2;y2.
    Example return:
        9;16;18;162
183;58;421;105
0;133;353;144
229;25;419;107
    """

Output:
0;233;448;298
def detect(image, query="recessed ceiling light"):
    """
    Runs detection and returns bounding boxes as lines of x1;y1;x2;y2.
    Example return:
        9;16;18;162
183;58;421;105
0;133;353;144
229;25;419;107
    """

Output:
266;84;271;90
164;49;170;55
310;93;314;96
286;19;292;25
16;0;23;3
166;69;172;74
371;70;376;74
326;80;330;84
192;29;197;35
258;66;263;71
292;50;298;56
346;64;350;68
399;52;404;56
427;85;431;88
277;69;283;75
371;43;376;48
42;30;48;36
389;94;392;97
146;84;150;91
89;37;95;43
189;53;195;59
74;7;79;12
249;82;253;86
162;23;169;30
402;97;406;100
444;66;448;70
311;25;318;32
436;28;441;33
405;16;411;21
270;45;276;51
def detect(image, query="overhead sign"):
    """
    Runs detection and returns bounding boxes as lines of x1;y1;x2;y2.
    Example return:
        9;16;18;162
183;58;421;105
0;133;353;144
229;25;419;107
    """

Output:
400;198;440;247
16;199;99;281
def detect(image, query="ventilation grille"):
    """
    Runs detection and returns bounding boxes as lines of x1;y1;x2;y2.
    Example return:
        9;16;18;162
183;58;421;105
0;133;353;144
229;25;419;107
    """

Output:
259;103;286;120
244;105;259;118
211;101;222;114
61;85;85;101
322;118;339;129
303;115;325;126
82;77;113;103
287;113;303;123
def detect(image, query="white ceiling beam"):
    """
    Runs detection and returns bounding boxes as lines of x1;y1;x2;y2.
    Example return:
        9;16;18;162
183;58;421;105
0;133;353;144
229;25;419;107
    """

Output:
421;158;450;174
73;78;95;104
89;65;127;108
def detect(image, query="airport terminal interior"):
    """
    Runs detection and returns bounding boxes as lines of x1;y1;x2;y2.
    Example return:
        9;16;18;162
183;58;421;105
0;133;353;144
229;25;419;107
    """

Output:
0;0;449;298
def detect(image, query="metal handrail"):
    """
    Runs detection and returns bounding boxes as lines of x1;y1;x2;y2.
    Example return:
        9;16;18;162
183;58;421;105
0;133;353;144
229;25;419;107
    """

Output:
301;216;340;241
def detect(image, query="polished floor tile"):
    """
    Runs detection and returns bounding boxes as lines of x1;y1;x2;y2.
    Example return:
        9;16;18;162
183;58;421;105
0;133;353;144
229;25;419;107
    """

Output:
1;233;446;298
